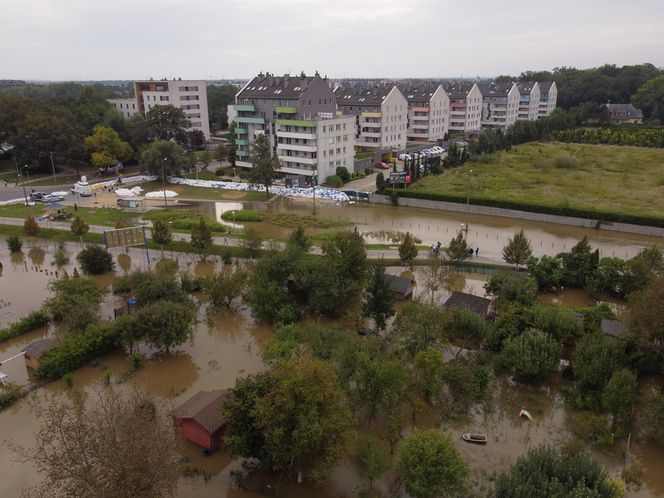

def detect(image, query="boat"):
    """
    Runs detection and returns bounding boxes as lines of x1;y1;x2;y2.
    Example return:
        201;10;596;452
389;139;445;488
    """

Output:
462;433;488;444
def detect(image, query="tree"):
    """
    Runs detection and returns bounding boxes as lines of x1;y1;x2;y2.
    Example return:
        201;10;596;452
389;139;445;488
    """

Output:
145;104;189;142
420;257;450;306
632;74;664;122
70;216;89;244
336;166;351;184
241;226;263;258
501;329;562;382
287;225;311;253
362;265;395;332
135;300;195;353
84;125;132;168
205;266;246;309
398;232;418;269
375;171;386;192
357;437;389;490
45;275;103;332
393;302;446;357
414;347;446;401
134;270;187;305
248;133;278;199
445;232;470;264
496;444;617;498
206;84;237;131
398;429;468;498
190;217;213;258
502;229;533;267
77;245;115;275
621;246;664;296
223;357;353;483
602;368;637;432
7;235;22;253
199;149;213;170
638;386;664;445
586;257;625;299
139;140;187;177
11;386;180;498
558;236;599;288
484;271;538;308
628;275;664;361
226;122;237;168
151;219;172;257
572;333;620;397
526;255;563;292
23;216;39;236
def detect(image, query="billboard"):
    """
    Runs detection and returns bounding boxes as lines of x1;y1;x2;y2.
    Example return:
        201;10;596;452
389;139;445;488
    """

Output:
103;227;147;249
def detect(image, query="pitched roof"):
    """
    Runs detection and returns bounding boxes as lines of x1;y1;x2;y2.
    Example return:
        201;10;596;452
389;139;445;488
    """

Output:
334;84;397;106
538;81;554;93
238;72;324;100
517;81;537;94
22;338;56;359
442;81;476;99
385;274;413;296
601;318;624;337
443;291;491;317
397;82;443;103
478;81;516;97
605;103;643;118
174;390;227;433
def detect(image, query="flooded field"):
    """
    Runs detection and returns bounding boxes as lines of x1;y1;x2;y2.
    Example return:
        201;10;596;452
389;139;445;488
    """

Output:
0;235;662;497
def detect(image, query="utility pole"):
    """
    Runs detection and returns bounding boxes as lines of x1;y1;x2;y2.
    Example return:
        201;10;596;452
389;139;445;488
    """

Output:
161;158;168;209
20;165;29;205
49;152;57;185
312;173;317;216
465;169;472;236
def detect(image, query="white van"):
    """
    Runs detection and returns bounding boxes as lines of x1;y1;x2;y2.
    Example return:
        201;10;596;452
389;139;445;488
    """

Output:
71;176;93;197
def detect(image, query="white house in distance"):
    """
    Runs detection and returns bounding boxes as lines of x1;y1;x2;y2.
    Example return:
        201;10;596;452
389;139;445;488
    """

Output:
538;81;558;118
107;79;210;140
478;81;520;131
443;82;482;135
399;82;449;142
517;81;541;121
334;84;408;152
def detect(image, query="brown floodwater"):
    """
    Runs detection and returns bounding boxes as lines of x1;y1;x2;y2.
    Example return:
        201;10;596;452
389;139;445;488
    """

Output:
1;237;663;497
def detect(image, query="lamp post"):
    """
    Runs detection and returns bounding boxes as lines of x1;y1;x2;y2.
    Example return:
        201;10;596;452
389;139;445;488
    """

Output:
49;152;57;185
312;172;318;217
465;169;472;236
20;165;29;205
161;158;168;209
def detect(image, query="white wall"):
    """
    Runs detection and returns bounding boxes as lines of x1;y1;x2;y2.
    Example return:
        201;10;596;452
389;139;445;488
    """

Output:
381;86;408;150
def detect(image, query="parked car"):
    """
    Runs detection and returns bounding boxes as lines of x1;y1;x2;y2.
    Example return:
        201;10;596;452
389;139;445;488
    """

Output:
29;191;47;202
41;194;65;203
373;161;391;170
398;153;411;161
98;162;123;175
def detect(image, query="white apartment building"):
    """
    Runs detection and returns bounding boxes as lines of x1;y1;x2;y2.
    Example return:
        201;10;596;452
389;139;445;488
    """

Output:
479;82;520;131
335;84;408;151
538;81;558;118
517;82;541;121
399;82;449;142
444;82;482;134
275;114;356;180
107;79;210;140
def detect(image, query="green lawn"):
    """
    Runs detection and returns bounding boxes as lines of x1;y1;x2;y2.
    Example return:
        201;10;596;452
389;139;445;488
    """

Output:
141;181;267;202
0;204;136;227
409;142;664;220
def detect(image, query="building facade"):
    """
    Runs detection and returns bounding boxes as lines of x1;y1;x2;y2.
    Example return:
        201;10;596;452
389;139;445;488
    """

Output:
478;82;520;130
538;81;558;118
444;82;482;134
107;79;210;140
335;84;408;151
516;81;541;121
399;82;449;142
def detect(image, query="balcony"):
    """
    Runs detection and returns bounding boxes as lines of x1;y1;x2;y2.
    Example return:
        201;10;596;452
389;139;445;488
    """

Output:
407;132;429;139
411;106;429;112
234;127;248;134
277;143;317;153
278;155;317;165
235;104;256;112
361;131;381;138
276;118;316;128
360;111;381;118
279;165;316;176
356;140;381;148
410;115;429;122
359;120;381;128
235;116;264;125
236;139;249;145
237;150;249;157
276;106;298;114
276;130;317;140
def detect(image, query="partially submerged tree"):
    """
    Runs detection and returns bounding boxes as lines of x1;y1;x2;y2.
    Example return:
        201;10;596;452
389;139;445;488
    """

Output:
357;437;389;491
77;245;115;275
151;219;172;258
445;232;470;264
398;232;418;269
248;133;278;199
502;229;533;267
420;257;450;305
190;218;213;259
362;265;395;332
70;216;89;244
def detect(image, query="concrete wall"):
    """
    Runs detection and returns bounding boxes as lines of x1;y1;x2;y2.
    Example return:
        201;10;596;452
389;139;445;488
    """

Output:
371;194;664;237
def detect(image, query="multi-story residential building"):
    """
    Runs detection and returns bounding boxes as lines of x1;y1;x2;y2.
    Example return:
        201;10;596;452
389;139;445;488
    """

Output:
107;79;210;140
537;81;558;118
516;82;541;121
398;82;449;142
443;82;482;134
478;82;520;131
334;84;408;152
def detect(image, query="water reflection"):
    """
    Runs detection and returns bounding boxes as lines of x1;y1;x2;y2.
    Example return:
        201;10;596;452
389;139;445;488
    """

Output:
117;253;132;273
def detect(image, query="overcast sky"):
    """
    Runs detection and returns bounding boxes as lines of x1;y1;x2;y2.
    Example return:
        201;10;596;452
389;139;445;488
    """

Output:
2;0;663;81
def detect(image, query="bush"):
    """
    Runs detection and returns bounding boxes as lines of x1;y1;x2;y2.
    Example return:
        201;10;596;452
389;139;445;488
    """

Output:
390;191;399;205
376;172;386;192
501;329;562;382
171;218;225;233
7;235;22;253
551;152;576;169
325;175;343;188
0;309;49;342
336;166;351;184
0;383;25;410
77;245;115;274
23;216;39;236
221;209;265;222
111;275;132;295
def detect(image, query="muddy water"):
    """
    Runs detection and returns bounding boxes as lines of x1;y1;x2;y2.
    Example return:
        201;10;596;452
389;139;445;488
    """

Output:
1;238;664;497
192;198;663;263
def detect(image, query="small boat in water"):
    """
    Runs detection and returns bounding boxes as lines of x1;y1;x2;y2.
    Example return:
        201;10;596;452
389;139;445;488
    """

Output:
462;433;488;444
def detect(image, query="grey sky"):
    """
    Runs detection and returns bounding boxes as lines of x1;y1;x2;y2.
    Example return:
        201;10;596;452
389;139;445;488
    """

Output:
2;0;663;80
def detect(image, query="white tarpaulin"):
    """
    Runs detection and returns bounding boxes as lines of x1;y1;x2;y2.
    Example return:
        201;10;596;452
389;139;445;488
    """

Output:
145;190;178;199
115;186;144;197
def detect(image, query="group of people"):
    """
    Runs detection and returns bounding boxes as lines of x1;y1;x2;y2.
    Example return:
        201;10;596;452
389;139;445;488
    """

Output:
429;241;480;259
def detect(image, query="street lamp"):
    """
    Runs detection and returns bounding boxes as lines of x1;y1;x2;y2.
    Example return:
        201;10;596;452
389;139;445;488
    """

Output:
161;158;168;209
312;172;318;217
19;165;29;205
465;169;472;235
49;152;57;185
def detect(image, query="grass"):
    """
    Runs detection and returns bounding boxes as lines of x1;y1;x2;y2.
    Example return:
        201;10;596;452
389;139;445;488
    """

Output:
409;142;664;220
142;208;226;233
0;204;139;227
140;181;267;202
221;209;352;229
24;174;80;187
182;170;219;181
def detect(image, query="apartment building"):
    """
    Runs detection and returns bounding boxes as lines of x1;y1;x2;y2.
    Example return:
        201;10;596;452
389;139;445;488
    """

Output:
538;81;558;118
107;79;210;140
478;82;520;131
334;84;408;152
516;81;541;121
398;82;449;142
443;82;482;134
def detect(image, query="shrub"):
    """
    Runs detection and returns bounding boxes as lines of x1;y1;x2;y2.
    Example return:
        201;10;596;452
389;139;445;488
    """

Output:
336;166;351;184
0;309;49;342
23;216;40;236
114;218;129;229
376;172;386;192
111;275;132;295
221;209;265;222
551;152;576;169
7;235;22;253
390;191;399;205
0;383;25;410
77;245;115;274
325;175;343;188
501;329;562;382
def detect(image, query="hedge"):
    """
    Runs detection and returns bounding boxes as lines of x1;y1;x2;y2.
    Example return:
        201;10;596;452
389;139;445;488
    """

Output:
384;189;664;228
34;323;120;380
0;309;49;342
221;209;265;222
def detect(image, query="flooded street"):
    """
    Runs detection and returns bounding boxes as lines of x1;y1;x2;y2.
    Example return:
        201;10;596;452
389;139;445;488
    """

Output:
0;231;663;497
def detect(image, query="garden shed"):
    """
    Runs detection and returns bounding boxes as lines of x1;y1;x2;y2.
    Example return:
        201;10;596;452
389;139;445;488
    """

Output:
22;339;56;370
173;389;228;451
443;291;491;319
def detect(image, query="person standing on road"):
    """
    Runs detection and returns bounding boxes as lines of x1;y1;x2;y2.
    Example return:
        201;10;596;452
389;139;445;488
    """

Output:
475;247;479;257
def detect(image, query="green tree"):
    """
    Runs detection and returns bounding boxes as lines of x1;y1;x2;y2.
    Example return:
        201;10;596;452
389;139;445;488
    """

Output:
638;386;664;445
414;347;446;401
628;275;664;362
287;225;311;253
502;229;533;267
6;235;22;253
375;171;386;192
241;226;263;259
135;300;195;353
199;149;213;170
445;232;470;264
621;245;664;296
248;133;278;199
420;257;450;305
362;265;395;332
572;333;620;397
190;217;213;259
586;257;626;299
602;368;637;432
484;271;538;308
226;122;237;168
70;216;89;244
558;236;599;288
77;245;115;275
527;255;563;291
494;444;617;498
146;104;189;142
205;266;246;309
23;216;39;236
398;429;468;498
139;140;186;177
357;437;389;490
45;275;103;332
501;329;562;382
84;125;133;168
393;302;446;357
206;84;237;131
398;232;418;269
632;74;664;121
223;357;354;483
151;219;172;258
134;270;187;306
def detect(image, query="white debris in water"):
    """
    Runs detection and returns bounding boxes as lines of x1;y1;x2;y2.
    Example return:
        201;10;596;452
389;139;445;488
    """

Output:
115;186;144;197
169;177;350;202
145;190;178;199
